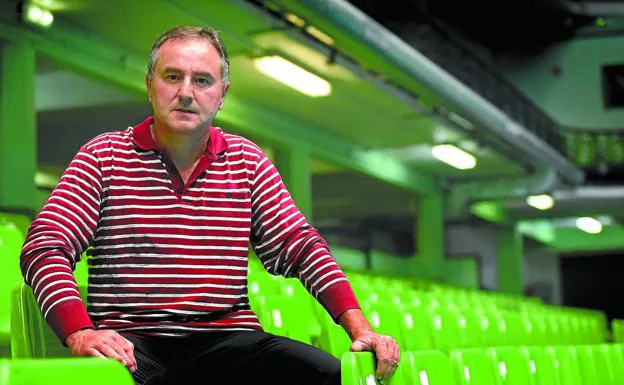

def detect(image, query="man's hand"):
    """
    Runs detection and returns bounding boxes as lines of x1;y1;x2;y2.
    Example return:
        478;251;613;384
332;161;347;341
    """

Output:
65;328;137;372
350;329;400;383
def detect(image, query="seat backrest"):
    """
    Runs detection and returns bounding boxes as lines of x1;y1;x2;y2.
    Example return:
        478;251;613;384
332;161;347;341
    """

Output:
519;346;559;385
402;305;434;351
342;350;457;385
0;357;133;385
256;294;321;346
0;242;22;354
0;218;26;347
612;320;624;343
547;346;582;385
486;346;532;385
427;308;462;351
450;348;498;385
361;300;407;351
11;282;88;358
409;350;458;385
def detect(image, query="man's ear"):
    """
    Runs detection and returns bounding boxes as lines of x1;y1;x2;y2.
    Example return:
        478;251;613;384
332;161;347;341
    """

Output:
146;74;152;102
219;81;231;110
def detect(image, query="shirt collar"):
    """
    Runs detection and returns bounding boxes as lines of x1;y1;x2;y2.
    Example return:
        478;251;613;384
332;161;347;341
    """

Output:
132;116;227;156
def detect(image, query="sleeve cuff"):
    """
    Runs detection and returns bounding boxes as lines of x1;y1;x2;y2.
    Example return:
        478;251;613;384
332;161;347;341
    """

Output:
316;279;360;323
45;299;94;345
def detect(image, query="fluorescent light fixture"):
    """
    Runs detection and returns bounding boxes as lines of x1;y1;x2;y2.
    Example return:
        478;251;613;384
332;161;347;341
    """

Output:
526;194;554;210
24;4;54;27
254;56;331;97
431;144;476;170
576;217;602;234
305;25;335;46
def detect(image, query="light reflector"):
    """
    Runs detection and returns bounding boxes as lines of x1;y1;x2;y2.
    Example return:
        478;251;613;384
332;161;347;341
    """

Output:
576;217;602;234
431;144;476;170
526;194;554;210
25;4;54;27
254;56;331;97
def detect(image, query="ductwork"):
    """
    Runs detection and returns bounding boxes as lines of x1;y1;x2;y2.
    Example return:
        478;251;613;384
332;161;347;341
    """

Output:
446;167;561;220
295;0;586;195
564;2;624;17
504;185;624;220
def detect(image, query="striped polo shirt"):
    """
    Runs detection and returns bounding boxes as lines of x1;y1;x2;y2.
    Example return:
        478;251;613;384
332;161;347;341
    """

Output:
20;116;359;342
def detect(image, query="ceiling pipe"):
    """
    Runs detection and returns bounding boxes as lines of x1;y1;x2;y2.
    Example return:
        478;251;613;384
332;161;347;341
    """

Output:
295;0;585;191
564;2;624;17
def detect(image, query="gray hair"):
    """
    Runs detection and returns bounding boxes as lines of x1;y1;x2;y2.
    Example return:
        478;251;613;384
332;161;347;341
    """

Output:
147;26;230;92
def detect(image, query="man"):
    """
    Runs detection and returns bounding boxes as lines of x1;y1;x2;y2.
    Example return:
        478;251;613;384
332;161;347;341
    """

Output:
20;26;399;385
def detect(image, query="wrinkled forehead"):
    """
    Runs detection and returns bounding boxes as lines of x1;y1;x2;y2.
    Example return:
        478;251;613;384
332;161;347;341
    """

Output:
155;38;221;74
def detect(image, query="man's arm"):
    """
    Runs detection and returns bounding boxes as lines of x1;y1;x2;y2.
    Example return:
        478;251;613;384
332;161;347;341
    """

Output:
339;309;400;382
246;143;399;380
20;144;135;371
20;145;101;340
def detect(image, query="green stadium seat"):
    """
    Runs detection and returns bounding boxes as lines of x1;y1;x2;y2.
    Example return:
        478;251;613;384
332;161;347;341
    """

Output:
0;213;30;240
521;313;546;346
409;350;458;385
401;305;434;351
606;343;624;380
613;319;624;343
486;346;532;385
361;301;406;350
342;350;456;385
11;282;87;358
255;294;321;346
0;357;133;384
341;351;379;385
450;348;498;385
482;311;507;347
593;344;618;385
459;310;488;348
519;346;558;385
576;344;616;385
427;308;462;351
0;242;21;357
548;345;582;385
317;310;352;359
0;217;26;357
499;311;526;346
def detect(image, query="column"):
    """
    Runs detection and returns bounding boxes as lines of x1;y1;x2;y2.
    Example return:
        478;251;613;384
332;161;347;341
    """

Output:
0;40;37;214
497;224;524;294
274;146;313;222
415;193;445;278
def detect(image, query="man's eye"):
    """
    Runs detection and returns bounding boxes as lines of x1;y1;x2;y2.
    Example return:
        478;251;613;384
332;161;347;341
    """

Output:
167;74;179;81
196;77;210;86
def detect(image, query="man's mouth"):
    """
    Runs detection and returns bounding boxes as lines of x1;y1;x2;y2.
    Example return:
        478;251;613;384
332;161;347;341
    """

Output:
174;108;196;114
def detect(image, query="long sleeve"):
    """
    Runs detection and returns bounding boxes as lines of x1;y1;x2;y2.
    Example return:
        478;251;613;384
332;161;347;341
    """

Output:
20;145;103;342
249;148;359;321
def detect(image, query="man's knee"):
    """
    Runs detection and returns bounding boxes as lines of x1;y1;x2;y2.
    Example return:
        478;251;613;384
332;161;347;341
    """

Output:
324;364;341;385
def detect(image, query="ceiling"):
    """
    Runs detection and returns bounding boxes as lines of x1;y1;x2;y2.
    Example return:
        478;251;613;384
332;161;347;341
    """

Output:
0;0;602;240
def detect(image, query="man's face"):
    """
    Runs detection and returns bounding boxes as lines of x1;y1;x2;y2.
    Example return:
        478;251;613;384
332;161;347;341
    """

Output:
146;37;229;135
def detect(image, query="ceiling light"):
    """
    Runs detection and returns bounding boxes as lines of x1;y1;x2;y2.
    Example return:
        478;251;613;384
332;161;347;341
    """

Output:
254;56;331;97
526;194;554;210
576;217;602;234
24;3;54;28
431;144;476;170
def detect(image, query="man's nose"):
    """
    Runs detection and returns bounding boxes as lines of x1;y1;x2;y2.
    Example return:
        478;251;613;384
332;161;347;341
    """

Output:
177;78;193;105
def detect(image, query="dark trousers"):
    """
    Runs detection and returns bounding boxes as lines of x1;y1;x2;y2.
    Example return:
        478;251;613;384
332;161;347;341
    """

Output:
122;330;341;385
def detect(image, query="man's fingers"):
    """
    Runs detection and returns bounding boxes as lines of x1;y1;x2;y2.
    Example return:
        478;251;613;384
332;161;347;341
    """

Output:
393;342;400;365
377;358;398;383
374;339;392;378
97;343;130;368
111;334;137;372
85;347;107;358
375;336;400;381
